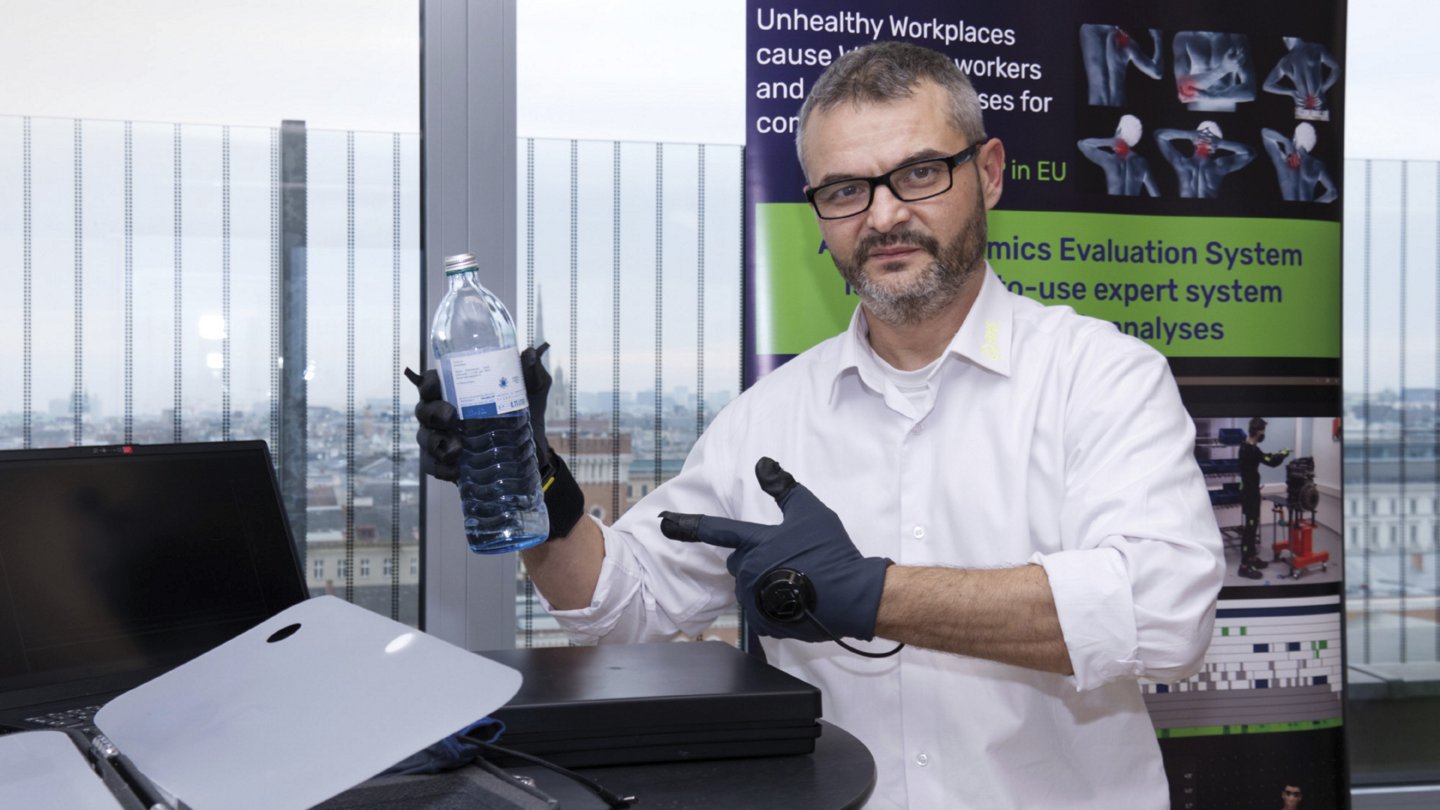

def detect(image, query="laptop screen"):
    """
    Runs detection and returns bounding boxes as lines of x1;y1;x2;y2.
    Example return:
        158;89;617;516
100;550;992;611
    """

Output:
0;441;308;705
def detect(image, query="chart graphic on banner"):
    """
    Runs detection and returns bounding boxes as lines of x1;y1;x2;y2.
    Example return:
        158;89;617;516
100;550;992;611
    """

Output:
746;1;1346;807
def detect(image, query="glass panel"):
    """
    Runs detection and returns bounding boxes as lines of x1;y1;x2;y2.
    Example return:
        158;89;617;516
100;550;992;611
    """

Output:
514;137;744;648
1344;159;1440;664
1343;158;1440;786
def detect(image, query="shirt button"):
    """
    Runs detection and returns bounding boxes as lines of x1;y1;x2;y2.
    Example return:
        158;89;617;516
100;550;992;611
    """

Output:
915;752;929;767
912;525;926;540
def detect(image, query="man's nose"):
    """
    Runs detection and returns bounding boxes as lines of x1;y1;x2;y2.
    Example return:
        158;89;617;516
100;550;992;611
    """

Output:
864;184;911;232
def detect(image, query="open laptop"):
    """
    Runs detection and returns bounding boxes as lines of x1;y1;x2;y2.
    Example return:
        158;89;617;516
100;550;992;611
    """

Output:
0;440;308;736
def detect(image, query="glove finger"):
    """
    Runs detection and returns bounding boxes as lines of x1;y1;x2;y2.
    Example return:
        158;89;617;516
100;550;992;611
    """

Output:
523;342;550;365
658;512;762;550
754;457;798;503
408;368;444;402
521;342;553;398
419;452;460;483
418;427;462;465
414;398;459;430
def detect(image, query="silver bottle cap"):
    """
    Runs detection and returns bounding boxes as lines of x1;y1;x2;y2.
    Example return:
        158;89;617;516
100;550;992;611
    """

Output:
443;253;479;274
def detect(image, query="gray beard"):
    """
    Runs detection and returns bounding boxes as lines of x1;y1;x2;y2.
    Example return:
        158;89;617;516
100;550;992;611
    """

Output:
834;203;987;327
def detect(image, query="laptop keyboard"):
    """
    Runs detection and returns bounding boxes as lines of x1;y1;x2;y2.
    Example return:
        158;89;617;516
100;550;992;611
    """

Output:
25;704;102;731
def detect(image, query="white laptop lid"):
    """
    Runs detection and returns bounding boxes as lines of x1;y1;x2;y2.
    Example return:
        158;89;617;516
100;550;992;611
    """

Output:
94;596;523;810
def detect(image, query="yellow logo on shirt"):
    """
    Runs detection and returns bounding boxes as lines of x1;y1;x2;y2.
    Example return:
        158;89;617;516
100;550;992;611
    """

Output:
982;320;1002;361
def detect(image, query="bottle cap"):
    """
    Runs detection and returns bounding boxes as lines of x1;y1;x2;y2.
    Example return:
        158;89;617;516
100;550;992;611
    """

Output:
443;253;479;274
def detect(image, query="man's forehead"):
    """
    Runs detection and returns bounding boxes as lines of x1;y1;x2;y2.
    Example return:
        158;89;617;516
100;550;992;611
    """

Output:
801;84;962;175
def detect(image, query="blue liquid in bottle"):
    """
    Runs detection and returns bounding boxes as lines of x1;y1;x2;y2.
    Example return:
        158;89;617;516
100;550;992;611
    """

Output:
431;253;549;554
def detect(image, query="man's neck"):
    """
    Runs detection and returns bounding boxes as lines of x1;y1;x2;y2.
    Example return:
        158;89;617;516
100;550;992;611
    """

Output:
864;273;983;371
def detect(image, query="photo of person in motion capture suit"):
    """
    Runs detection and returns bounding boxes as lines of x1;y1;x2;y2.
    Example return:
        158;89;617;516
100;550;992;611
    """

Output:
1079;23;1163;107
1262;123;1338;203
1077;114;1160;196
413;41;1222;809
1263;37;1341;122
1155;121;1256;199
1239;417;1290;580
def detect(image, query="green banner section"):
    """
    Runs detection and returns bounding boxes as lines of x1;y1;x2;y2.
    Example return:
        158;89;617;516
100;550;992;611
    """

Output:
755;204;1340;359
1155;717;1343;739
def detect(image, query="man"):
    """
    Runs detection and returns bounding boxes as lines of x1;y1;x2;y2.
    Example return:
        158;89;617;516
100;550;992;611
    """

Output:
1079;24;1162;107
1263;36;1341;122
1172;31;1256;112
1281;783;1304;810
1155;121;1256;199
1261;124;1338;203
1078;114;1161;196
418;41;1221;808
1238;417;1290;579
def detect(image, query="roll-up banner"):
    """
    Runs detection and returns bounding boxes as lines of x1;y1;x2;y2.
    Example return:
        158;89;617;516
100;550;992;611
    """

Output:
746;0;1344;418
746;2;1347;807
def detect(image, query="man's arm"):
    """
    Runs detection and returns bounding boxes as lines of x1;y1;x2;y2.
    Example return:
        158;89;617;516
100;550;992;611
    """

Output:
1154;129;1187;165
1122;28;1163;79
876;564;1072;674
1076;137;1113;165
1263;57;1294;96
1215;140;1257;174
520;516;605;610
1313;165;1339;203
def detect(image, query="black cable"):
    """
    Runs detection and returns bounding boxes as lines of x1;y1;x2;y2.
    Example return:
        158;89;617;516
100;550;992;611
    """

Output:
802;608;905;659
461;737;637;809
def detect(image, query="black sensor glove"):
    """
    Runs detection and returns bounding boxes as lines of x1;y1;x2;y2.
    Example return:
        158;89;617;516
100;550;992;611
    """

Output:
659;458;892;643
406;342;586;539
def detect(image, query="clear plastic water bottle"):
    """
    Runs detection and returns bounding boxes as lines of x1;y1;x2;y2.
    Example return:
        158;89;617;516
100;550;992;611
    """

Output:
431;253;549;554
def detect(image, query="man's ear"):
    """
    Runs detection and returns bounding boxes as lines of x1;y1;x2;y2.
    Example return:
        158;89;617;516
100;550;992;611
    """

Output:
978;138;1006;211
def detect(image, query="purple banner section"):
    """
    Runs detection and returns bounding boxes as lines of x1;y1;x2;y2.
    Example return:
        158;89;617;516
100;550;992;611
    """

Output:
743;0;1346;392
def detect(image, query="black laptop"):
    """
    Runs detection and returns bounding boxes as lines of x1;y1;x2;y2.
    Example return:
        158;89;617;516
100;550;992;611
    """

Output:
0;440;309;735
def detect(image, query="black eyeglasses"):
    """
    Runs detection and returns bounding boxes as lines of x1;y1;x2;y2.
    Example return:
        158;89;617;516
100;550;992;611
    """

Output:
805;139;988;220
1283;789;1303;797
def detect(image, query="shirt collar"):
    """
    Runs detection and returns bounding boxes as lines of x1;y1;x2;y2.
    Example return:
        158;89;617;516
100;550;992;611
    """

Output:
829;264;1014;404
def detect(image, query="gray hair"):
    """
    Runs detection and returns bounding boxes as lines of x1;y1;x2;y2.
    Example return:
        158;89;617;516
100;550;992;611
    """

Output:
796;41;987;169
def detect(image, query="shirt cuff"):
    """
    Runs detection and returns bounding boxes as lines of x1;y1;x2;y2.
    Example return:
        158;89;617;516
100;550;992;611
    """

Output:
1031;545;1144;691
534;517;644;645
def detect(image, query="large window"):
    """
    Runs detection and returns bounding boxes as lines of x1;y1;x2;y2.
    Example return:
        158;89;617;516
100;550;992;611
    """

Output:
511;138;744;647
0;115;422;624
1343;158;1440;787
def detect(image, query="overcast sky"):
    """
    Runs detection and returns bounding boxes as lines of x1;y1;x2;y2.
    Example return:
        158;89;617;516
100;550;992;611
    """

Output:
0;1;1427;158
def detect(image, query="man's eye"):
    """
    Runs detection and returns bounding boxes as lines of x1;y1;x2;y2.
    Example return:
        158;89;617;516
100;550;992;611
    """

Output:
821;182;865;202
903;165;941;183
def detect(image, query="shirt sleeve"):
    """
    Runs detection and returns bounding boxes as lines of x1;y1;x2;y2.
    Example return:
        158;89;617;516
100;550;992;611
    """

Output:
1032;330;1224;692
536;410;741;645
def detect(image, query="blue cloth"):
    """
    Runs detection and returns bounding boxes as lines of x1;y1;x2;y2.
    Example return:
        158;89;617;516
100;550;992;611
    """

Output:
380;717;506;775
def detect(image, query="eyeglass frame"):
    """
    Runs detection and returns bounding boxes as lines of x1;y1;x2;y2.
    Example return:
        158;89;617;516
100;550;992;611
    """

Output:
804;138;990;220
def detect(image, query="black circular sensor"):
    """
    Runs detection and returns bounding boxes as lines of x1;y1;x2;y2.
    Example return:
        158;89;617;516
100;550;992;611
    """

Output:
756;569;816;623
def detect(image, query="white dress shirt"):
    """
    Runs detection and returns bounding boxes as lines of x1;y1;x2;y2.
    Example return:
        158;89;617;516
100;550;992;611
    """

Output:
541;265;1224;809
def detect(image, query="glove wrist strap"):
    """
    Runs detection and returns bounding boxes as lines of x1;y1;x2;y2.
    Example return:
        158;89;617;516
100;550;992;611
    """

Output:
543;450;586;539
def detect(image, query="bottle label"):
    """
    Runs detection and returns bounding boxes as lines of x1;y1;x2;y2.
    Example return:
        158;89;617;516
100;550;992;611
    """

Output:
440;348;528;419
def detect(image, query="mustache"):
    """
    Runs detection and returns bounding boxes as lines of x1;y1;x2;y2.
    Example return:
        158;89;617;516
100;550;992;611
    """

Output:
856;230;940;264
